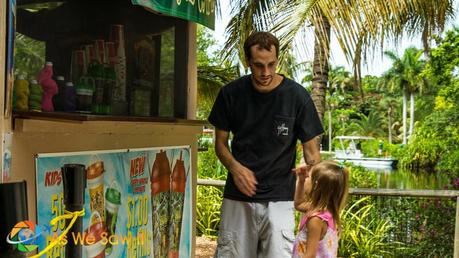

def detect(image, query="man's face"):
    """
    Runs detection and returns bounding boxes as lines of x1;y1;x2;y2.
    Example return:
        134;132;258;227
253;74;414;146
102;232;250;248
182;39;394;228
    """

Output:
247;44;278;90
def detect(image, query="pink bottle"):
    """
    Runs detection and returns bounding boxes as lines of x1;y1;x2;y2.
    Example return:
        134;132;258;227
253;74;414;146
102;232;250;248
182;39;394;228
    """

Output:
37;61;58;112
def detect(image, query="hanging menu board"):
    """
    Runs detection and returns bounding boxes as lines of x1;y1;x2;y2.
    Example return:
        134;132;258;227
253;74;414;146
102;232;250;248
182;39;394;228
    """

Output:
35;146;192;258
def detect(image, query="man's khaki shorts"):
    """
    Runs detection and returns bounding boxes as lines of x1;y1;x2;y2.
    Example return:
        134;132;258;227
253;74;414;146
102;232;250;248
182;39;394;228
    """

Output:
214;198;295;258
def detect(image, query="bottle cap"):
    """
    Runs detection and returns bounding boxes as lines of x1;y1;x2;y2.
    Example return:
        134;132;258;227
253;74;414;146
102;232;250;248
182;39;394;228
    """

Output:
46;61;53;66
56;76;65;81
65;82;74;87
30;79;38;84
17;75;25;80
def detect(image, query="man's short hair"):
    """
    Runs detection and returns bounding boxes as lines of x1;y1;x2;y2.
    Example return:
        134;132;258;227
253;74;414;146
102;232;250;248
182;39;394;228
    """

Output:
243;31;279;61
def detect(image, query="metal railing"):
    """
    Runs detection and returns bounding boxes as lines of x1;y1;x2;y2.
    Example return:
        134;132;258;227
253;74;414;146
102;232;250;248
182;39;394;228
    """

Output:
197;178;459;257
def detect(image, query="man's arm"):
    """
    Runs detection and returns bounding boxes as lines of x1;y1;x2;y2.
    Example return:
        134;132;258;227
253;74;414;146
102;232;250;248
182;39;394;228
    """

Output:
214;129;258;197
302;137;321;166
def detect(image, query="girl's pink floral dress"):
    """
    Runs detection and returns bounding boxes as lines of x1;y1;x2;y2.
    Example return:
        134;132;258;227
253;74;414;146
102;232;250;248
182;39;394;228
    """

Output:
292;211;338;258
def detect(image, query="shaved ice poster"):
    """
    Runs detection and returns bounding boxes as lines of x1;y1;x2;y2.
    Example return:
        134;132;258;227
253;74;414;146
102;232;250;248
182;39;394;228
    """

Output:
35;146;192;258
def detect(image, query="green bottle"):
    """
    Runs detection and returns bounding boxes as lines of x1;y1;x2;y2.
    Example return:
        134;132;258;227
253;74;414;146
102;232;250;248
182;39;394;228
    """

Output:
75;78;94;113
103;66;116;115
87;63;105;114
29;79;43;111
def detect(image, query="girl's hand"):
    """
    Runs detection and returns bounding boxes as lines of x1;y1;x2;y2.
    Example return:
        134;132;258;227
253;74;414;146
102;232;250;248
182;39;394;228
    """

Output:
292;164;311;181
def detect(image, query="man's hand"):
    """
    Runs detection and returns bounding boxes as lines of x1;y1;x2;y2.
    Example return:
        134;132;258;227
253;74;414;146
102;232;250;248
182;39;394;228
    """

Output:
230;161;258;197
214;129;258;197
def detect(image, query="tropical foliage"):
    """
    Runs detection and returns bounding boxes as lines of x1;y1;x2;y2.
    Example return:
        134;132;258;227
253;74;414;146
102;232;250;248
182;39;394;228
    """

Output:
196;26;240;120
221;0;454;123
398;28;459;176
196;7;459;255
339;197;402;257
14;33;45;78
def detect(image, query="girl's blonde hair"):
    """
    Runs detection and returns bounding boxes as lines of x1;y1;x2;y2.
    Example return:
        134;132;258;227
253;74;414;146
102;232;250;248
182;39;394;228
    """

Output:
307;160;349;227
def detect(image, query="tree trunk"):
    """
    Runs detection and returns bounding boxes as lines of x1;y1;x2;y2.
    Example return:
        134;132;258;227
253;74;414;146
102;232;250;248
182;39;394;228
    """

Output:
328;109;332;152
402;89;407;144
311;10;331;146
408;92;415;139
388;107;392;144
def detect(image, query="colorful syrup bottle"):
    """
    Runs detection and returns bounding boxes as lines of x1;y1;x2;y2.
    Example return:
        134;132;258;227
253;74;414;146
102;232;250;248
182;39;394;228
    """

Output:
53;75;65;111
38;62;58;112
13;75;30;111
28;79;43;112
62;82;77;112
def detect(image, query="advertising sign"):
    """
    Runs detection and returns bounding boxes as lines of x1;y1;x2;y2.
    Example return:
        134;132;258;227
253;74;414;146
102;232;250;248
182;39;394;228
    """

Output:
35;146;192;258
5;0;16;117
131;0;215;29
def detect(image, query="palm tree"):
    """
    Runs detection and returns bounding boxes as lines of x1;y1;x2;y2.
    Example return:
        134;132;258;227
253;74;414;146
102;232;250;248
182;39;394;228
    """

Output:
196;26;240;119
221;0;454;123
379;96;400;144
347;111;386;137
383;47;425;143
329;66;354;94
197;64;240;119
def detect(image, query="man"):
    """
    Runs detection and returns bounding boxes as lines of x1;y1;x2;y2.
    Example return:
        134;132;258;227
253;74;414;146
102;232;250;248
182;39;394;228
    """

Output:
208;31;324;257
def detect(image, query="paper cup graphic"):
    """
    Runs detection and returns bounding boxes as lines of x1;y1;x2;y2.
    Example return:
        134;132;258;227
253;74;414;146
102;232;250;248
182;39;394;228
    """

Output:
104;181;121;255
169;151;187;258
87;161;105;222
84;211;107;258
171;151;186;193
151;150;171;258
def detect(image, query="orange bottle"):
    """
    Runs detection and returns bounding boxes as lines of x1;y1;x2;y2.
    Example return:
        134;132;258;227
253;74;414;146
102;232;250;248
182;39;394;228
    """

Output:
171;151;186;193
150;150;171;196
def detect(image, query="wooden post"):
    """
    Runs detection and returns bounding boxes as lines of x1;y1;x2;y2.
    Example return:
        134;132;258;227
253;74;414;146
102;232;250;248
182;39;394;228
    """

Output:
0;0;6;181
455;196;459;258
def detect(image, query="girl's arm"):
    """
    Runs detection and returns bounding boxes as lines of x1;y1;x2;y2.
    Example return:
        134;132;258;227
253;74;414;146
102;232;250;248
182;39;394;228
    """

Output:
294;170;308;212
302;217;326;258
295;138;320;211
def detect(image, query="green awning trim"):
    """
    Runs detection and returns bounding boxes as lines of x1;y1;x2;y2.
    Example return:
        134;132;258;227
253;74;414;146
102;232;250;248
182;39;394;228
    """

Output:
132;0;215;30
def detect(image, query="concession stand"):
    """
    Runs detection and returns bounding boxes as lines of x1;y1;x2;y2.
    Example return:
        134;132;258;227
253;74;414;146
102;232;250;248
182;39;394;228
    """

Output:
0;0;213;257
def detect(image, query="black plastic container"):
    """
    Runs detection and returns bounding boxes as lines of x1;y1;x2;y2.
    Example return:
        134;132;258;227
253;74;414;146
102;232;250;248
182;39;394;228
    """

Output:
62;164;86;258
0;181;28;258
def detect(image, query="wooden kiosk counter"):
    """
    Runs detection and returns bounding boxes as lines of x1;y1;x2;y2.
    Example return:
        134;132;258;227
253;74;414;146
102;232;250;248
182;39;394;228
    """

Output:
0;0;213;257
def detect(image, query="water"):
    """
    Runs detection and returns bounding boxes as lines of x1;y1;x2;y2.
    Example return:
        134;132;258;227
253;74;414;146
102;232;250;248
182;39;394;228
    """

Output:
374;169;451;190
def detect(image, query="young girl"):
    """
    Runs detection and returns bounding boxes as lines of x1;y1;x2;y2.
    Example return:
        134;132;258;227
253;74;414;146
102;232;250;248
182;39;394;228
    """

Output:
292;160;349;258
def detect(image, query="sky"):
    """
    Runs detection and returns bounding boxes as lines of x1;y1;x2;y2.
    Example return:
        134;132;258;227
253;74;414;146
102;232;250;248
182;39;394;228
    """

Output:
210;0;458;77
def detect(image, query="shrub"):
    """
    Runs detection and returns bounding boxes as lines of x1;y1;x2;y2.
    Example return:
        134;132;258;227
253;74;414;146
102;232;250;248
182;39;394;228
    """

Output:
196;148;226;238
339;197;404;257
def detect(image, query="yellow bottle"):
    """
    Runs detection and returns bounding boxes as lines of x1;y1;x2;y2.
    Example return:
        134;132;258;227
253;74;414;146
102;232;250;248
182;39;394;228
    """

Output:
13;75;30;111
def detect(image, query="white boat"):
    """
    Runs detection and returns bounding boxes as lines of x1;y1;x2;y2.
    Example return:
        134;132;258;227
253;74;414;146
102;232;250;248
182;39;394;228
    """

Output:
333;136;397;170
